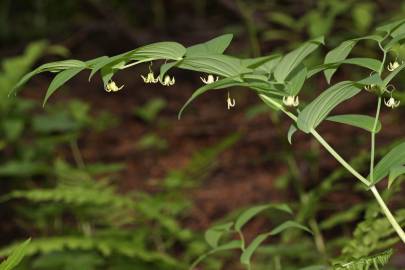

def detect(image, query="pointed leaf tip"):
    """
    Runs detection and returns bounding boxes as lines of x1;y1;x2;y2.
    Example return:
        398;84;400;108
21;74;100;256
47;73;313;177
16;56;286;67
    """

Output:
42;67;85;106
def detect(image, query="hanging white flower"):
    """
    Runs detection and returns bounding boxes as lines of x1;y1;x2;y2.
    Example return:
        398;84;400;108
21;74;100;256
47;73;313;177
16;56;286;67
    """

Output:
387;61;401;72
141;71;159;84
384;97;400;109
159;75;175;86
283;96;299;107
364;84;375;91
105;80;124;92
201;74;219;84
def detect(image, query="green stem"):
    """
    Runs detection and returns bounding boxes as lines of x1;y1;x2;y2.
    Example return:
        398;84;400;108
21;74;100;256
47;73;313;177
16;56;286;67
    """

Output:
238;230;246;251
70;140;85;169
309;218;327;257
366;98;405;242
369;97;382;183
378;48;387;76
313;129;405;244
237;230;250;270
310;129;370;186
274;256;282;270
261;95;368;183
259;95;405;244
313;131;405;244
370;185;405;243
312;130;405;244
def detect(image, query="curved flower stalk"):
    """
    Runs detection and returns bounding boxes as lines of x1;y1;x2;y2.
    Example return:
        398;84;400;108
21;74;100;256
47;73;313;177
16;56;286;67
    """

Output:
226;91;236;109
10;19;405;267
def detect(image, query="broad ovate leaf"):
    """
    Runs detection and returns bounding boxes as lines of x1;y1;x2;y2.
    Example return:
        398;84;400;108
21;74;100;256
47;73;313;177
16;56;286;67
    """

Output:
256;56;282;75
342;58;381;72
178;76;242;119
249;83;286;97
179;74;287;118
88;54;125;81
286;64;307;96
326;114;382;133
324;40;357;83
12;60;87;95
159;61;179;80
127;41;186;62
85;56;109;67
376;19;405;35
391;22;405;37
241;54;282;74
371;142;405;184
177;53;250;77
323;35;382;83
384;32;405;51
89;42;186;81
186;34;233;56
311;58;382;79
357;73;383;87
274;36;324;82
43;67;86;106
100;60;126;87
297;81;361;133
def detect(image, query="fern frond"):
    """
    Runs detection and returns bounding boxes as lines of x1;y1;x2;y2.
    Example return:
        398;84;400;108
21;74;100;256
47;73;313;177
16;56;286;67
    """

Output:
5;186;134;209
0;236;181;267
333;249;393;270
341;209;405;258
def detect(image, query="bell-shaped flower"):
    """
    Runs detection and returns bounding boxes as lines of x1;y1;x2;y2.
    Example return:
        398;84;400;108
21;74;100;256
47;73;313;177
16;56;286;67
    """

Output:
201;74;219;84
364;84;375;92
387;61;401;72
160;75;175;86
105;80;124;92
283;95;299;107
384;97;400;109
141;72;159;84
